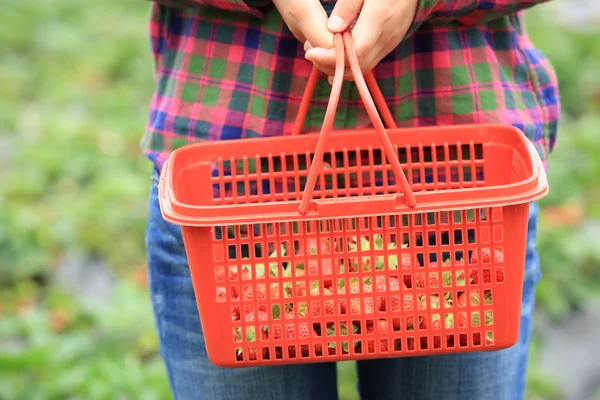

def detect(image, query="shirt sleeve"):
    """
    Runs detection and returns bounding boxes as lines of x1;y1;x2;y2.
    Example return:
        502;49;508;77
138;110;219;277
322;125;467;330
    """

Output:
408;0;552;34
149;0;269;18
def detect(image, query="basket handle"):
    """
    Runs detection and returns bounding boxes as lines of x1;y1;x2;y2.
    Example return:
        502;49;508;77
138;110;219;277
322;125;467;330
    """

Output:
297;31;416;214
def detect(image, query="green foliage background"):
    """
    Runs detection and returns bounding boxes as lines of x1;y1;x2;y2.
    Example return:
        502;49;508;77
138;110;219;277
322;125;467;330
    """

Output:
1;1;599;399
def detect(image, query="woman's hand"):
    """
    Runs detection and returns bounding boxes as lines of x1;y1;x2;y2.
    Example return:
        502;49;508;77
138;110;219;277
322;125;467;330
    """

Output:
305;0;419;77
272;0;335;49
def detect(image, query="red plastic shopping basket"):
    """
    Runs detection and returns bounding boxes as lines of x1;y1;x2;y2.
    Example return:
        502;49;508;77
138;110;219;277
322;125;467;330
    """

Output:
158;32;548;367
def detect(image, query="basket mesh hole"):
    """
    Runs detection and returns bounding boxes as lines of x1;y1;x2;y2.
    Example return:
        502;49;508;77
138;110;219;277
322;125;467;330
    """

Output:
354;340;362;354
432;314;441;329
407;337;415;351
328;343;336;355
472;311;481;327
247;327;256;342
496;267;505;283
485;310;494;326
288;345;296;359
482;269;492;284
244;305;254;322
232;307;241;322
430;272;439;288
459;333;468;347
243;284;253;301
215;266;225;282
271;304;280;319
470;290;480;306
445;313;454;328
394;338;402;352
275;346;283;359
484;289;493;305
262;347;270;360
456;271;465;286
468;229;476;243
233;327;242;342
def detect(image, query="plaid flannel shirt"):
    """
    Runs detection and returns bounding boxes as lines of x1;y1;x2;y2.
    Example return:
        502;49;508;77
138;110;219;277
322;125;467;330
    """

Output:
141;0;560;172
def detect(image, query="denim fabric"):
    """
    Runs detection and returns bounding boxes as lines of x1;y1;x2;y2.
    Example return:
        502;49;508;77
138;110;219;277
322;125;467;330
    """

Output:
146;169;541;400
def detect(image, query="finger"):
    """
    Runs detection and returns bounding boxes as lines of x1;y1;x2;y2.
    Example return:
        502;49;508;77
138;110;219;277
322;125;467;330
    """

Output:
305;47;337;70
288;0;335;48
328;0;364;32
350;0;386;71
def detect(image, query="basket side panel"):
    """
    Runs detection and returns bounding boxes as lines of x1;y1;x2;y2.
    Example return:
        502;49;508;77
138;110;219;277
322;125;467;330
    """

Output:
189;204;532;367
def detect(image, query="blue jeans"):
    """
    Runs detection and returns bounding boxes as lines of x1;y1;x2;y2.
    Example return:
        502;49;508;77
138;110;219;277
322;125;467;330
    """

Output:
146;169;541;400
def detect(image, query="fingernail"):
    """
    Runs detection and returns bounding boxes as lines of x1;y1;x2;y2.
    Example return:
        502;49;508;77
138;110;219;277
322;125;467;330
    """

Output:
327;76;334;85
304;41;312;52
328;15;344;31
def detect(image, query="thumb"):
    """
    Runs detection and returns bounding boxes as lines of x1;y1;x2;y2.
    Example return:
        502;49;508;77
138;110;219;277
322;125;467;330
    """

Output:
328;0;364;32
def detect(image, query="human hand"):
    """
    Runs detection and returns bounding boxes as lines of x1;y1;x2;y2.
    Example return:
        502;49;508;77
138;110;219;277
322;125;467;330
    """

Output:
304;0;419;78
272;0;335;49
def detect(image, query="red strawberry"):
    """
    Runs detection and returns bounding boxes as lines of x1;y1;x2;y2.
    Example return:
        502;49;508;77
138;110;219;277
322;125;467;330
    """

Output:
301;345;309;357
314;342;323;356
324;300;336;316
245;307;254;322
404;294;414;311
339;299;347;315
406;316;415;331
364;297;375;314
230;286;239;301
432;317;441;329
496;268;505;283
243;286;253;301
473;332;481;346
248;348;257;361
350;298;361;314
375;276;386;292
470;248;504;264
258;306;268;321
389;276;400;291
232;308;240;321
457;293;467;307
419;316;428;330
296;282;307;297
241;268;251;280
260;327;269;340
299;323;309;339
364;320;389;353
401;254;412;269
457;313;468;328
430;294;440;309
228;268;239;281
390;295;402;312
215;268;226;282
272;325;283;340
288;346;296;359
286;324;296;339
256;285;266;300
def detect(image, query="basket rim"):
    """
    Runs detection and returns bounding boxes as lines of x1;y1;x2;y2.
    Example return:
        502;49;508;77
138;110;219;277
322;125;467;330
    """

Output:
158;124;548;226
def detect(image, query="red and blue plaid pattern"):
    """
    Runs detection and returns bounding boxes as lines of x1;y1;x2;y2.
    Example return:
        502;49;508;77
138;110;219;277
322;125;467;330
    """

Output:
142;0;560;171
